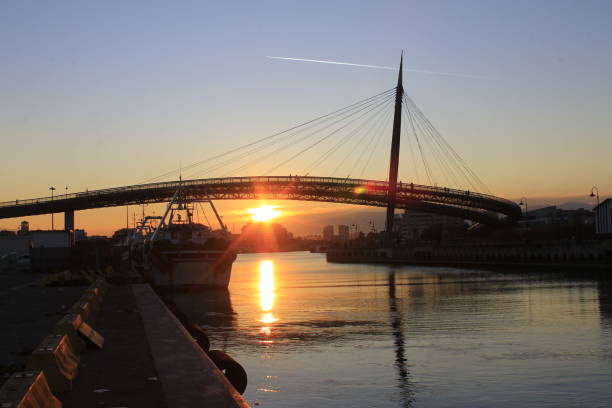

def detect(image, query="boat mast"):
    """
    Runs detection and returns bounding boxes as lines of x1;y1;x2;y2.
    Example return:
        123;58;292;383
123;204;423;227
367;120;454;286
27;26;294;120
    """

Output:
150;187;181;244
207;199;227;231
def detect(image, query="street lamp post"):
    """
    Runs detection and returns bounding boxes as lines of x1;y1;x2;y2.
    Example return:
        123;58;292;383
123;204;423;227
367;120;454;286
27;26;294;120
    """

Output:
590;186;600;206
519;197;529;217
49;186;56;230
519;197;529;239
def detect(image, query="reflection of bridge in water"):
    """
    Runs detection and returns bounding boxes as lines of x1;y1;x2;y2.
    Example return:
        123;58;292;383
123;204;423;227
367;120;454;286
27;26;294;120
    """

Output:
0;55;521;232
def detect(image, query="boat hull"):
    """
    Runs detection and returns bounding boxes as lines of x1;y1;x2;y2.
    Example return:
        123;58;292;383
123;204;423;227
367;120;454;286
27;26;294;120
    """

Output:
146;250;236;289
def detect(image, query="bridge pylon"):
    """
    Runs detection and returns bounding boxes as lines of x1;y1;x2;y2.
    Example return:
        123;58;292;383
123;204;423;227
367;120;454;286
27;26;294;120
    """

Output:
385;54;404;244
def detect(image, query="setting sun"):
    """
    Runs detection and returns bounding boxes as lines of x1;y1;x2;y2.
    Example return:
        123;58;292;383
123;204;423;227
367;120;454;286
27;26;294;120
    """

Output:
248;205;281;222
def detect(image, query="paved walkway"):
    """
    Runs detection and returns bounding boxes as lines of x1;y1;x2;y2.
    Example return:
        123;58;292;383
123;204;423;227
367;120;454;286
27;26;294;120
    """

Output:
60;284;166;407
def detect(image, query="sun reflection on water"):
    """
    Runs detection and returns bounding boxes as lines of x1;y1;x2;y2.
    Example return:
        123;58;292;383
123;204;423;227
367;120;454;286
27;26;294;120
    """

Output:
258;260;278;327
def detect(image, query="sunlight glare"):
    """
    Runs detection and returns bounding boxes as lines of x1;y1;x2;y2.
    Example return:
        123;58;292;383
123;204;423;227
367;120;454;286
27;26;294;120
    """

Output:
259;260;275;311
258;260;278;324
248;205;281;222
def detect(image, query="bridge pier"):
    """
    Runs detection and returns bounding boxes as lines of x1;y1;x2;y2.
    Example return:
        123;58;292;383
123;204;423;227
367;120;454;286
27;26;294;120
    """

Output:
64;210;74;232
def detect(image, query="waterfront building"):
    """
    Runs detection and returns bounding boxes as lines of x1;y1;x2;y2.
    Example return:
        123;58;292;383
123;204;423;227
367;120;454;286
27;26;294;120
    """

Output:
17;221;29;235
338;225;350;241
302;234;323;241
74;229;87;241
30;230;72;248
323;225;334;241
522;206;594;226
393;210;465;243
594;199;612;236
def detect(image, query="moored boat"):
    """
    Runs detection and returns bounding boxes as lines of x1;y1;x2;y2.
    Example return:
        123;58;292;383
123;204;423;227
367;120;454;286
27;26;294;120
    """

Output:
143;187;236;289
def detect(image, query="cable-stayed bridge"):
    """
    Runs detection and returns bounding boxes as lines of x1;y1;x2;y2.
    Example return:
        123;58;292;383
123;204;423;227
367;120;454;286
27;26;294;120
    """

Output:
0;176;520;227
0;56;521;233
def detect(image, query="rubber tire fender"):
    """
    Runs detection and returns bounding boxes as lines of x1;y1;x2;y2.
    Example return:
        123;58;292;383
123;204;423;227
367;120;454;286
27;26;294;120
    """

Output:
188;324;210;352
207;349;247;394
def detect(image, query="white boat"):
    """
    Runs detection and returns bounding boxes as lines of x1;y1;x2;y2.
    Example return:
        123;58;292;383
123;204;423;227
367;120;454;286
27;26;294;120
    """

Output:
143;187;236;289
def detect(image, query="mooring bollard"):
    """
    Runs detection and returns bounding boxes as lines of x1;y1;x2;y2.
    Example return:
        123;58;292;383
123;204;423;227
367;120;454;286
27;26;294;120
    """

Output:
207;350;248;394
85;286;102;300
92;277;109;296
77;321;105;349
69;300;95;327
53;313;86;353
53;313;104;351
26;334;80;394
80;290;102;316
0;371;62;408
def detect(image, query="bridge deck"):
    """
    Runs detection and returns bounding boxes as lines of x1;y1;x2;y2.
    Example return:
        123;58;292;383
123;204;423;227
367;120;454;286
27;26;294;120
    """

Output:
0;176;521;225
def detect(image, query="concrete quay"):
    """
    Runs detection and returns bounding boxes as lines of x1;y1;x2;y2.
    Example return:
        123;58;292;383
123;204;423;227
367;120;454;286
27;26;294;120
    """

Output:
327;240;612;273
1;270;249;408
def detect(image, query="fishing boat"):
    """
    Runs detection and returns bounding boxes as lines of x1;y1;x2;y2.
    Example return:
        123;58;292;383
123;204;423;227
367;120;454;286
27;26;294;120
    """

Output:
143;188;236;289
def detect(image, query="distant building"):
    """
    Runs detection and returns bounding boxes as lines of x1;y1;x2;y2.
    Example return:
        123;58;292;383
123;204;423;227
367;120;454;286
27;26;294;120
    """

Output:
302;234;323;241
30;230;72;248
394;210;464;243
240;222;294;252
594;199;612;236
323;225;334;241
338;225;350;241
74;229;87;241
523;206;594;225
18;221;29;235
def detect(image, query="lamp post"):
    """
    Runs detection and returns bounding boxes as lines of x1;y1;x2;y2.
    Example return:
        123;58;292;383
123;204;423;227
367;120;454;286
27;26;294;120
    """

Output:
519;197;528;217
49;186;56;230
519;196;529;239
590;186;600;206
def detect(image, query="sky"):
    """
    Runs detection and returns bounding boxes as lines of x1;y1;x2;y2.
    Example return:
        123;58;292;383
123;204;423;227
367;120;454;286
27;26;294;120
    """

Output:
1;0;611;236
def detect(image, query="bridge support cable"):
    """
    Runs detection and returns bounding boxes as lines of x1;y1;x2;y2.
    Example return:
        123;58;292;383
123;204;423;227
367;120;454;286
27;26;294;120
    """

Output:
397;105;421;184
404;106;434;186
190;90;394;179
304;96;392;176
191;90;395;179
403;102;463;189
259;92;392;177
264;94;396;176
403;98;477;191
328;99;393;177
138;88;395;184
224;93;394;177
346;108;393;178
358;109;393;179
146;88;395;182
404;95;491;194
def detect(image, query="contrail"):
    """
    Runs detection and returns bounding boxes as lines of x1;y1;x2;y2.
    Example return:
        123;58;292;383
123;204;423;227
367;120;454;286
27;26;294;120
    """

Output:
266;56;488;79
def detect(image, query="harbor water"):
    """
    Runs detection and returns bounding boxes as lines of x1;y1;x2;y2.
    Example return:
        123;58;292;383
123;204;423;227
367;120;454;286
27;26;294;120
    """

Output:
169;252;612;407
